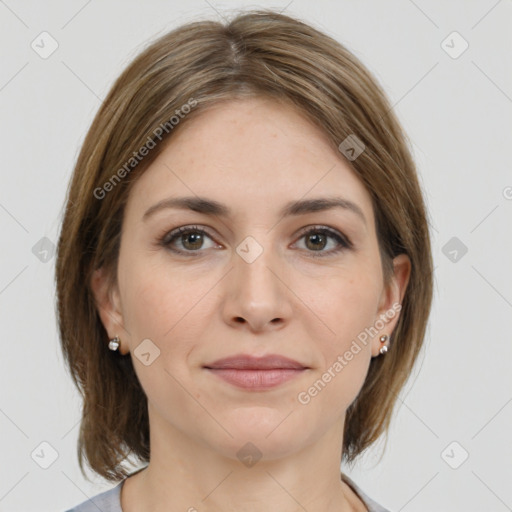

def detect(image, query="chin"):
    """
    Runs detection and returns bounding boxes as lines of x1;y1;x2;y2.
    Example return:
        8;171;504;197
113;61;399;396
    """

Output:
204;406;316;462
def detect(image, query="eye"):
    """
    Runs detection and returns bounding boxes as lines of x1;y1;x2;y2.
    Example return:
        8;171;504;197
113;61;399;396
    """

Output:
294;226;353;257
159;225;219;256
158;224;353;258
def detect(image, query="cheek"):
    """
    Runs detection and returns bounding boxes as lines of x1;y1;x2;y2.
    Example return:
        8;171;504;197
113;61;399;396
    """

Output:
299;267;380;397
117;262;205;409
297;277;377;417
121;269;174;338
119;255;217;355
307;269;381;344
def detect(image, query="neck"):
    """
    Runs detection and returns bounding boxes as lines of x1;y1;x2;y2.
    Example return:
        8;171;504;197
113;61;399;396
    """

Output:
121;405;365;512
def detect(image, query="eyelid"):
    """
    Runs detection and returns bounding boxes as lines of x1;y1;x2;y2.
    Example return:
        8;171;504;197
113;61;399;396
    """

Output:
158;224;353;257
159;225;219;254
293;224;353;256
295;225;352;247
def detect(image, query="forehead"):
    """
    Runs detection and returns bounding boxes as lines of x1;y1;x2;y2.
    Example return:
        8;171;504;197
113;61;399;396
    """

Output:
125;97;374;227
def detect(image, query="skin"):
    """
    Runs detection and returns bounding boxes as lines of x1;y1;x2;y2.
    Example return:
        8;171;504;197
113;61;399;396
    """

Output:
91;97;410;512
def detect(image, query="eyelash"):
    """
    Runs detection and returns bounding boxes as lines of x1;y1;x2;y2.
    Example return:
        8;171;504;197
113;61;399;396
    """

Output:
158;224;353;258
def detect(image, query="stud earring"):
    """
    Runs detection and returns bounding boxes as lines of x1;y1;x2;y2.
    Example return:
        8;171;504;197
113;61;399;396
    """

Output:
379;334;389;355
108;336;120;351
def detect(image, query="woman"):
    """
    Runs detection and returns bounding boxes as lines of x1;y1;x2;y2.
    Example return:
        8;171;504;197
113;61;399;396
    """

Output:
57;9;433;512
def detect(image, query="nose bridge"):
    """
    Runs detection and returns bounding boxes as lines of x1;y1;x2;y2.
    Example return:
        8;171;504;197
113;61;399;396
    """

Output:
234;231;281;296
222;230;291;329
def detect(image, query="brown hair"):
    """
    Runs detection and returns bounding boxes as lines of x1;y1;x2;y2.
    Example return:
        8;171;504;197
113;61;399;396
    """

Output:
55;9;433;481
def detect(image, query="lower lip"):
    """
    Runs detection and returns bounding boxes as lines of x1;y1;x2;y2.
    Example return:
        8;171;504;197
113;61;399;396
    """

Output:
206;368;306;390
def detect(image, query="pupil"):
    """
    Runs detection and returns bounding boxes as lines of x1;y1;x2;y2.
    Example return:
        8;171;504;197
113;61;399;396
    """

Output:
307;233;326;250
184;233;202;249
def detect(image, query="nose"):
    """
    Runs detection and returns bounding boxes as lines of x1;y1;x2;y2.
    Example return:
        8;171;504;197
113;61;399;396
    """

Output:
221;238;293;333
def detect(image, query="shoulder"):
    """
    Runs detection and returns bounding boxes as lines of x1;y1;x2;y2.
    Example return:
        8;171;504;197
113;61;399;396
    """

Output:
64;472;390;512
341;473;392;512
64;480;124;512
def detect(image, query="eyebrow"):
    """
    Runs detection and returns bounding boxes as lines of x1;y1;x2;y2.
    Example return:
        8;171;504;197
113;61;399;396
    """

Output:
142;195;367;225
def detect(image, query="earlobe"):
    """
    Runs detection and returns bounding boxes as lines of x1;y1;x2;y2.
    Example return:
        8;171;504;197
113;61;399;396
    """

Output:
373;254;411;357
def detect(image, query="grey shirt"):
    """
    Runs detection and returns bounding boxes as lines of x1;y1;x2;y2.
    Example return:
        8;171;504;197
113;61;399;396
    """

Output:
65;472;391;512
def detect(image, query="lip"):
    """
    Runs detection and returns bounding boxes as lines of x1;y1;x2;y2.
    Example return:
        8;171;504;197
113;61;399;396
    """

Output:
205;354;308;370
204;354;309;391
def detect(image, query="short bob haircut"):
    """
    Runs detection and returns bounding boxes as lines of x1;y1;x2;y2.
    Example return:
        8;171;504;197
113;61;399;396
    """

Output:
55;9;433;482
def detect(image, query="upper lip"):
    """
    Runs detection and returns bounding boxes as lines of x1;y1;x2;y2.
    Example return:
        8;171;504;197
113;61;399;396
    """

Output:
204;354;308;370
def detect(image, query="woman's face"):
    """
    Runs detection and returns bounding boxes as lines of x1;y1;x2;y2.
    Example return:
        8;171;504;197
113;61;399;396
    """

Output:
93;97;409;461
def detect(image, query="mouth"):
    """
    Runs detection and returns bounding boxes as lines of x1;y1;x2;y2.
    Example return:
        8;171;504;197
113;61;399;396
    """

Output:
203;354;309;391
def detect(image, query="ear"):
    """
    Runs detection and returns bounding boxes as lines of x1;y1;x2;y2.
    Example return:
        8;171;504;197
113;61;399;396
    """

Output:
371;253;411;357
90;267;130;355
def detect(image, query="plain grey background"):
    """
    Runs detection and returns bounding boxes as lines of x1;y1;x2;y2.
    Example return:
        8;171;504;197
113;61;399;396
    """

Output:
0;1;511;511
